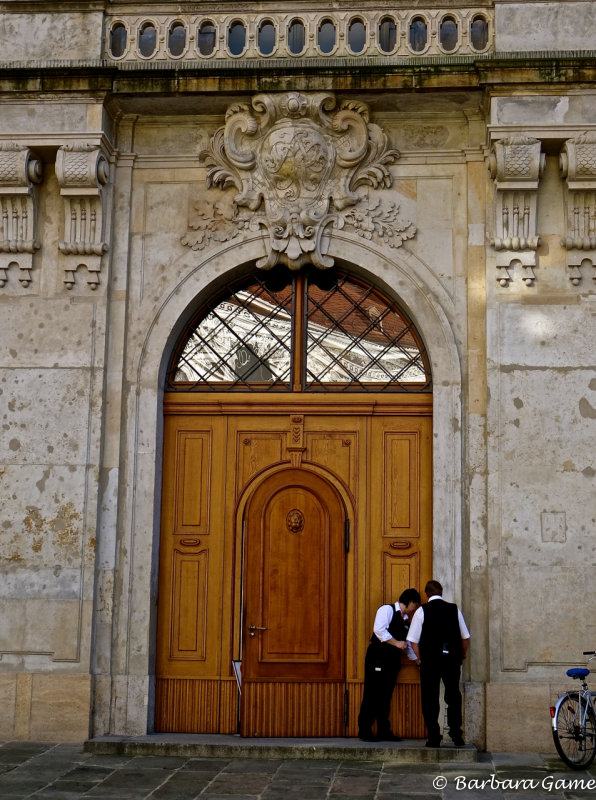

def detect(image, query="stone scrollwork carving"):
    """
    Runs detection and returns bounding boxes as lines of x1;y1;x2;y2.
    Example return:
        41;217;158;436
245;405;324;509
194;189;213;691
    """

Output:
0;142;43;288
55;143;110;290
560;132;596;286
186;92;415;269
488;135;545;287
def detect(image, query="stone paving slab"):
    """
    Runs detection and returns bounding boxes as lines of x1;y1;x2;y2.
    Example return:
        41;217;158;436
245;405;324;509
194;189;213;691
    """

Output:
1;741;595;800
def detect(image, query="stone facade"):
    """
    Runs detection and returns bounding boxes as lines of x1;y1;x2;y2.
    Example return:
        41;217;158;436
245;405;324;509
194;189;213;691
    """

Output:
1;0;596;751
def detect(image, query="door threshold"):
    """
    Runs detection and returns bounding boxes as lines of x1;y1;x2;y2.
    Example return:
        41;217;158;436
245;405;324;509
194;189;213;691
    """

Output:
85;734;477;763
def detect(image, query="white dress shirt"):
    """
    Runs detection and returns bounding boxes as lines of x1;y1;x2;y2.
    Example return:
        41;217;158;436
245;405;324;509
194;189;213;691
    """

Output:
374;602;418;660
406;595;470;644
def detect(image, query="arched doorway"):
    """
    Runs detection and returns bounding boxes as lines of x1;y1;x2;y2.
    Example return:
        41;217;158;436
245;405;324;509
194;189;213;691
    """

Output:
155;266;433;736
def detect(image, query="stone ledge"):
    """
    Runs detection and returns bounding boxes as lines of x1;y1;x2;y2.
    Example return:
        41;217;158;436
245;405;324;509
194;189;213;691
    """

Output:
85;734;478;763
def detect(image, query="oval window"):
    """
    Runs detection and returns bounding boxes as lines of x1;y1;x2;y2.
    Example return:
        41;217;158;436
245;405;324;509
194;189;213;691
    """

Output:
109;23;127;58
198;22;216;56
470;16;489;51
317;19;336;54
228;21;246;55
138;22;157;57
258;20;276;56
168;22;186;57
348;18;366;54
287;19;305;54
378;17;397;53
440;17;458;52
409;17;427;52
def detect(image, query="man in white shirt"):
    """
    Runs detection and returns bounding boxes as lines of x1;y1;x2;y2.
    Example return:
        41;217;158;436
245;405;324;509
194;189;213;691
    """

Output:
358;588;421;742
407;579;470;747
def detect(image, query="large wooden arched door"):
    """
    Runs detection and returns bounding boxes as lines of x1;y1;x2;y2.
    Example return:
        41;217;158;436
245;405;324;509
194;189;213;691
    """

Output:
241;468;346;736
155;269;433;737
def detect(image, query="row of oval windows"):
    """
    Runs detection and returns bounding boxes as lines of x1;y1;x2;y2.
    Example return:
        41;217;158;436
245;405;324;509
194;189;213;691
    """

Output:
109;15;490;59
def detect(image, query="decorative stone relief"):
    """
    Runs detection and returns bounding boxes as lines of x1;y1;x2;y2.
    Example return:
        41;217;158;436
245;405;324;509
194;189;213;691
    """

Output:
560;132;596;286
488;135;545;287
0;143;43;288
186;92;415;270
55;144;110;289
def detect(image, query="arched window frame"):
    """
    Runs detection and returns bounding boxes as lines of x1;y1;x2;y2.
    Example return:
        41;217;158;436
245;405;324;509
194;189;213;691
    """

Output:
438;15;459;54
196;19;218;58
316;17;337;56
166;19;188;59
257;18;278;57
286;18;307;57
469;13;490;53
377;15;398;56
407;14;429;55
166;270;432;394
137;19;159;59
226;19;248;57
346;16;368;55
108;20;129;59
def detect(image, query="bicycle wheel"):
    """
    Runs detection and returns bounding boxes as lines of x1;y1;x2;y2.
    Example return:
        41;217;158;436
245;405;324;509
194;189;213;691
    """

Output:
553;691;596;769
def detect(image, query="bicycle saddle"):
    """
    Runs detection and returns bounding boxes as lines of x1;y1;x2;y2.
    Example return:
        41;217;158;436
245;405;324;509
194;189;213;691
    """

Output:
567;668;590;678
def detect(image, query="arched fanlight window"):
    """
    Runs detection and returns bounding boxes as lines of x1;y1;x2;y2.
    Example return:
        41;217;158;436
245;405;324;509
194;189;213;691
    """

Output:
168;22;187;57
228;21;246;55
439;17;458;52
168;269;431;393
470;16;489;51
287;19;305;55
109;23;127;58
198;21;216;56
409;17;427;52
317;19;336;54
348;18;366;54
258;20;276;55
378;17;397;54
138;22;157;57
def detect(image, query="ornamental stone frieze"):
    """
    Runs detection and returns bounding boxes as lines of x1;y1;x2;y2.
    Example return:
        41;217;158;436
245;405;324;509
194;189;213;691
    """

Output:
560;132;596;286
0;143;43;289
488;135;545;287
55;144;110;290
183;92;416;270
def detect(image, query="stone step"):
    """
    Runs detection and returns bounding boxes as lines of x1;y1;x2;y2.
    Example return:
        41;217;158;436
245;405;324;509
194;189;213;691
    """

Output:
85;734;477;763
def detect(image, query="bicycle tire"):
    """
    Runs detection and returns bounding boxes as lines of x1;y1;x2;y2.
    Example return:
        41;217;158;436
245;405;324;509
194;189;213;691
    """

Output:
553;691;596;769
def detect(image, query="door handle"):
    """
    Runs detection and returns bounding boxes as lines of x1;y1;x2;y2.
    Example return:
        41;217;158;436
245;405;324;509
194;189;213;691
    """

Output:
248;625;268;638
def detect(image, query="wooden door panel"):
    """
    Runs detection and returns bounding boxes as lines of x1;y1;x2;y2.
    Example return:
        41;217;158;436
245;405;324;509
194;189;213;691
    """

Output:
156;415;227;732
235;430;286;497
383;432;420;537
172;431;211;534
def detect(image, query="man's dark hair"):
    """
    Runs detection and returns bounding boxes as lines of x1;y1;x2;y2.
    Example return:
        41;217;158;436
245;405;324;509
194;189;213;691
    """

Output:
399;588;421;605
424;579;443;597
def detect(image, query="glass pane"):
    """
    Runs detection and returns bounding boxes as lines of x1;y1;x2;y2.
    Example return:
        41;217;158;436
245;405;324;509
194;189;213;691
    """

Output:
228;21;246;55
470;16;489;50
409;18;427;52
288;20;305;54
305;275;429;390
258;21;276;55
348;19;366;54
318;20;336;54
138;23;157;57
110;23;127;58
168;23;186;57
198;22;216;56
440;17;458;52
171;275;293;389
378;17;396;53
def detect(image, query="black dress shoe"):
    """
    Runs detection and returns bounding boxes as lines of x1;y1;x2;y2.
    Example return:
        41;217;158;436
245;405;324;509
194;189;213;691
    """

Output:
425;737;442;747
359;732;377;742
451;736;465;747
377;732;402;742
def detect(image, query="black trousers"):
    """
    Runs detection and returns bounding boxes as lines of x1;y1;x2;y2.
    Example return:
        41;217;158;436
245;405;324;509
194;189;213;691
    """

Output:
419;658;462;740
357;643;402;736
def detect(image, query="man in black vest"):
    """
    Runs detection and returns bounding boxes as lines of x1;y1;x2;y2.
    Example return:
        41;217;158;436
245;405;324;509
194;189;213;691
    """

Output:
407;580;470;747
358;588;421;742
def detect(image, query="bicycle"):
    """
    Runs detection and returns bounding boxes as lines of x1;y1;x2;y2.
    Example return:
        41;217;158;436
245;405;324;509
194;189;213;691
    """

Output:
551;651;596;769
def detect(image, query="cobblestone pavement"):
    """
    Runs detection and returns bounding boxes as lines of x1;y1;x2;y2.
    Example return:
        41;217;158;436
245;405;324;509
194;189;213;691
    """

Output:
1;742;596;800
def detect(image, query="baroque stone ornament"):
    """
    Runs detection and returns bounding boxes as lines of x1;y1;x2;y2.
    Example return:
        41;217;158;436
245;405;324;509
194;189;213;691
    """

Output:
488;135;545;287
560;132;596;286
55;143;110;290
188;92;415;269
0;143;43;288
